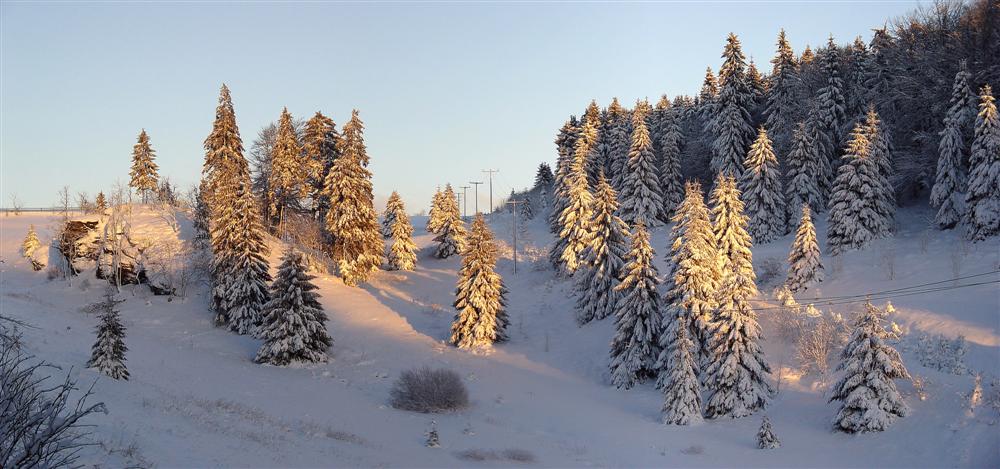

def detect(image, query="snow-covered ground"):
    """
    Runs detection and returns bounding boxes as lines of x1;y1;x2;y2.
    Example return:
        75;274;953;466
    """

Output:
0;205;998;468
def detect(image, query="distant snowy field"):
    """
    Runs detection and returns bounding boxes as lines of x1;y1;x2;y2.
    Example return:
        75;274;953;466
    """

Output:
1;206;997;468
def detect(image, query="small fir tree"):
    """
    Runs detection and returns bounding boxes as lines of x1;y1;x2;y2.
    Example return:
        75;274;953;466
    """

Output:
87;293;129;380
450;214;508;349
785;122;825;217
786;204;823;292
129;129;160;203
829;301;910;433
619;102;664;226
21;224;40;259
739;127;786;243
426;188;445;234
433;185;467;259
95;192;107;212
519;196;534;221
426;421;441;448
965;85;1000;242
609;222;662;389
827;123;890;254
387;195;417;271
382;191;405;238
658;314;703;425
757;416;780;449
574;172;629;324
255;250;332;366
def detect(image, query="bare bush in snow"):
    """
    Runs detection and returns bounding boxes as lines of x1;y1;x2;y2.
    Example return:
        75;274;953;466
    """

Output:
796;309;849;376
7;193;22;216
390;367;469;413
756;257;785;287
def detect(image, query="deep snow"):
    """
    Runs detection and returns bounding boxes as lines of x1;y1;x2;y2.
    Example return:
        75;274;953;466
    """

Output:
0;203;998;468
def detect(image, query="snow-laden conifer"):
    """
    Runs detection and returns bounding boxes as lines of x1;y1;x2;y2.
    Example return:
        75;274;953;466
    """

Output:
827;123;889;254
658;106;685;220
829;301;910;433
606;99;632;191
87;293;129;380
323;110;383;285
965;85;1000;242
609;222;662;389
268;107;306;227
574;172;629;325
551;121;597;275
201;84;248;214
433;185;467;259
658;311;702;425
303;111;340;218
814;36;847;174
710;34;755;179
129;129;159;204
785;122;824;218
382;191;404;238
757;416;780;449
846;37;871;119
931;64;973;229
534;162;555;189
739;127;786;243
450;214;508;349
426;188;445;234
255;250;332;365
786;204;823;292
764;29;798;150
704;174;771;419
549;117;579;235
386;194;417;271
519;196;534;221
863;107;895;225
619;102;664;226
21;224;40;259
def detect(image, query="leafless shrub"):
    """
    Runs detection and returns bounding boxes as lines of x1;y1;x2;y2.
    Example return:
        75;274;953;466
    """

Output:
57;186;71;224
796;310;849;376
454;448;536;463
756;257;784;287
7;193;22;216
46;266;64;281
390;367;469;413
0;327;107;468
282;212;335;273
949;238;969;281
680;445;704;455
77;191;93;214
880;240;897;280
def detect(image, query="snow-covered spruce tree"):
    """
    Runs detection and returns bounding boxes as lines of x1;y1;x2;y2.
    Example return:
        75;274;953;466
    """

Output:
757;416;780;449
786;204;823;292
574;172;629;325
387;195;417;271
201;84;246;216
211;179;272;334
87;293;129;380
549;117;579;235
551;120;597;275
21;224;40;259
519;196;535;221
129;129;159;204
763;29;798;151
582;101;605;187
658;309;702;425
710;33;755;179
657;181;720;366
619;102;664;226
534;162;554;189
609;222;662;390
699;67;720;122
829;301;910;433
192;187;210;250
931;64;974;230
747;60;766;115
827;123;890;254
450;214;508;349
739;127;786;243
255;250;332;366
604;98;632;191
268;107;307;229
658;105;685;221
382;191;404;238
426;188;445;234
814;36;847;175
846;37;871;120
806;107;835;201
965;85;1000;242
434;185;467;259
704;174;772;419
863;107;895;225
785;122;825;218
302;111;340;218
323;110;383;286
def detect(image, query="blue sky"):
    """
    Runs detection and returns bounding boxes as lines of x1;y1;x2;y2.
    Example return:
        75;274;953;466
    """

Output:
1;1;922;211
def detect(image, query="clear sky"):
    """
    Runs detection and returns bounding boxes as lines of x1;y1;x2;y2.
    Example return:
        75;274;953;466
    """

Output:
1;1;924;212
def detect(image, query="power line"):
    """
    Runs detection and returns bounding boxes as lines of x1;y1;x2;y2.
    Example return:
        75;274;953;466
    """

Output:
789;270;1000;303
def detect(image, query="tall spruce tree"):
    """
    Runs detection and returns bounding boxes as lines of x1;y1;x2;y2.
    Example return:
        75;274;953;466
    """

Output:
426;188;445;234
268;107;307;228
303;112;341;218
710;33;755;178
609;222;662;390
966;85;1000;241
433;185;467;259
551;120;597;275
201;85;246;216
386;194;417;271
450;214;508;349
87;293;129;380
658;314;702;425
846;37;871;120
739;126;787;243
704;174;771;419
574;172;629;325
785;121;825;217
659;105;685;221
931;64;974;230
255;250;332;365
785;204;823;292
829;301;910;433
129;129;160;204
764;29;799;153
619;101;664;226
607;99;632;190
534;162;555;189
827;123;890;254
550;117;579;235
382;191;405;238
814;36;848;176
863;107;896;225
323;110;383;286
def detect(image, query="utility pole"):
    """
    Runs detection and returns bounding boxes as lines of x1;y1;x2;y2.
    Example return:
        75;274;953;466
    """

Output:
469;181;483;214
483;169;499;214
456;192;464;218
505;198;521;274
459;185;469;219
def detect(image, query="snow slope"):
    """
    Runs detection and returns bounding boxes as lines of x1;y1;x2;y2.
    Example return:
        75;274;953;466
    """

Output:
0;205;997;468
